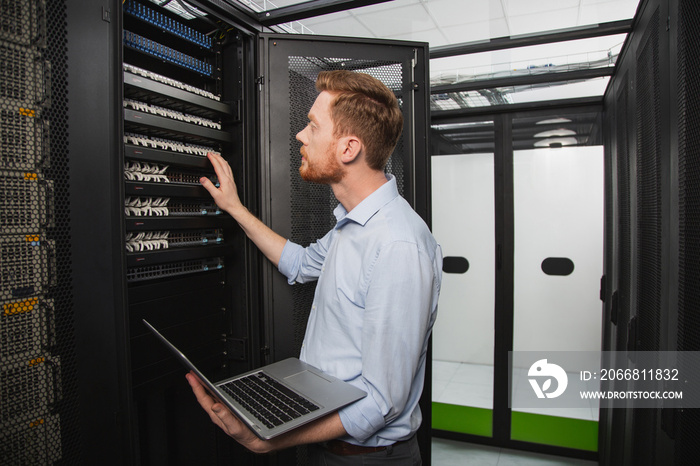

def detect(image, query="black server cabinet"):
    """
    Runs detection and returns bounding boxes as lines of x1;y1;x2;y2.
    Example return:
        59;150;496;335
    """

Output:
46;0;430;464
1;0;74;464
600;0;700;465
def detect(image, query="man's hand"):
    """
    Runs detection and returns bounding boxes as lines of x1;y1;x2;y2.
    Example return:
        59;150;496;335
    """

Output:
185;372;272;454
200;152;245;217
199;152;287;266
186;371;348;454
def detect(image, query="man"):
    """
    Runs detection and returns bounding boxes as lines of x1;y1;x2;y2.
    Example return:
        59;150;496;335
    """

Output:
187;70;442;464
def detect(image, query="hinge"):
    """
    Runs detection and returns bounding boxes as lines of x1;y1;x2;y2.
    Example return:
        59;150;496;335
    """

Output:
260;345;270;357
256;75;265;91
627;316;638;356
224;336;247;361
611;290;619;325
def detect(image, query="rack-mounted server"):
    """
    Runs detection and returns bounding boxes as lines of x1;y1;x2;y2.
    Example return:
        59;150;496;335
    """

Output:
1;0;64;463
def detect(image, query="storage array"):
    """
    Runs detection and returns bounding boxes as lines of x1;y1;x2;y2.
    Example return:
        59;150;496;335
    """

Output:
0;0;63;463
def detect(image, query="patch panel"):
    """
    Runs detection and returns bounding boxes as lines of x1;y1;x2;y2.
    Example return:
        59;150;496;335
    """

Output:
124;0;212;50
123;30;212;76
124;160;218;186
124;229;223;252
146;0;208;20
126;256;224;282
123;196;221;217
124;132;220;157
124;63;219;101
124;161;169;183
124;98;221;129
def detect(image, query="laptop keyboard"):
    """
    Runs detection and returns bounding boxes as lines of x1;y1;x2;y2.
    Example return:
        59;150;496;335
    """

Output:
221;372;320;429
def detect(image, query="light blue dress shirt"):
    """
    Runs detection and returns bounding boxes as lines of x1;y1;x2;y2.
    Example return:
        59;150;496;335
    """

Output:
278;175;442;446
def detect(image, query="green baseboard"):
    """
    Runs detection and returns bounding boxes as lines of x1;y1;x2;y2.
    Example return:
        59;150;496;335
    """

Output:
432;402;493;437
511;410;598;452
432;403;598;452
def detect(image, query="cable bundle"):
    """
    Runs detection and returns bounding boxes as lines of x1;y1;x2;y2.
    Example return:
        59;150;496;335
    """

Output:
124;98;221;129
124;197;170;216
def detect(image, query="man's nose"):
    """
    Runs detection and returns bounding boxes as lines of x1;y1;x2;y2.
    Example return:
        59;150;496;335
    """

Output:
296;127;306;143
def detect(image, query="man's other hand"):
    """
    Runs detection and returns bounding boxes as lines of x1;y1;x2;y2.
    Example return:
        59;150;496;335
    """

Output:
185;371;272;454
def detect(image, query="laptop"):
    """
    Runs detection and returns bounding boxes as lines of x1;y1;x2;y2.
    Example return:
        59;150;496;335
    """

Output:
142;319;366;440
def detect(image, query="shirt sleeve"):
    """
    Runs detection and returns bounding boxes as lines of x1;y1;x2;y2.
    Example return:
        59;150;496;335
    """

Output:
277;230;335;285
338;240;438;442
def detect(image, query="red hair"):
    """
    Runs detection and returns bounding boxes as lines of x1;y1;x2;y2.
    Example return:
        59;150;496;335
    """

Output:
315;70;403;170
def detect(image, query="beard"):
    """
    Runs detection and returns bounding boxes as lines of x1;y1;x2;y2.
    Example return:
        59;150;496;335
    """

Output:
299;145;346;184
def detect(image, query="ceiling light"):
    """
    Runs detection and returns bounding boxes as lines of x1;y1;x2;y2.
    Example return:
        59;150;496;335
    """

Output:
534;137;578;148
536;118;572;125
534;128;577;138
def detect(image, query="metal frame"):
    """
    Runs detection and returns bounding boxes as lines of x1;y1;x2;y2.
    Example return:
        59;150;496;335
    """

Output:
257;0;393;26
430;104;603;463
430;19;633;59
431;67;614;96
66;0;133;462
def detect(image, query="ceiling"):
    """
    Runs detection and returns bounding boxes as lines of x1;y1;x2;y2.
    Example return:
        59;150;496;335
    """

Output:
234;0;640;46
227;0;641;150
233;0;640;87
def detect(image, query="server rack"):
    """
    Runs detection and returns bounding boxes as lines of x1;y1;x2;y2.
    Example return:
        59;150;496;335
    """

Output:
1;0;67;464
600;0;700;464
0;0;429;464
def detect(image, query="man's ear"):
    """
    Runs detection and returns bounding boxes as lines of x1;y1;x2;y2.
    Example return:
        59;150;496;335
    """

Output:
338;136;362;164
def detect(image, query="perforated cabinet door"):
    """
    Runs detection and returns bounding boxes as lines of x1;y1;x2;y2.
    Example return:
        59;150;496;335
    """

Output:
257;32;430;466
257;34;429;362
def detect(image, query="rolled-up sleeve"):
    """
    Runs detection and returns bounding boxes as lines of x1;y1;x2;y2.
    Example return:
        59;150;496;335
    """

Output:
277;231;334;285
338;240;438;442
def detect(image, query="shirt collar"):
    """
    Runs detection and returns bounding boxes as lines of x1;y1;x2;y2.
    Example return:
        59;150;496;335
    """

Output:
333;174;399;228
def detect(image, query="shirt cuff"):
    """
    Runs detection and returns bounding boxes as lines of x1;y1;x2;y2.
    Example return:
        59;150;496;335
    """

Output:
337;397;386;444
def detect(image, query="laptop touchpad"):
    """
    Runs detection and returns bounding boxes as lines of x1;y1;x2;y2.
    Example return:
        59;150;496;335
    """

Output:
285;370;332;389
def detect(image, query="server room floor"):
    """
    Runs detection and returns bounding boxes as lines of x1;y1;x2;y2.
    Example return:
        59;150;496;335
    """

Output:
432;360;600;421
431;360;599;465
431;438;597;466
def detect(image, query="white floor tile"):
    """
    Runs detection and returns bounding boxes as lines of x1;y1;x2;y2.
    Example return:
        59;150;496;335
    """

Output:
452;363;494;386
431;438;500;466
438;381;493;409
496;448;596;466
432;378;449;401
433;360;601;421
431;438;597;466
433;360;460;382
